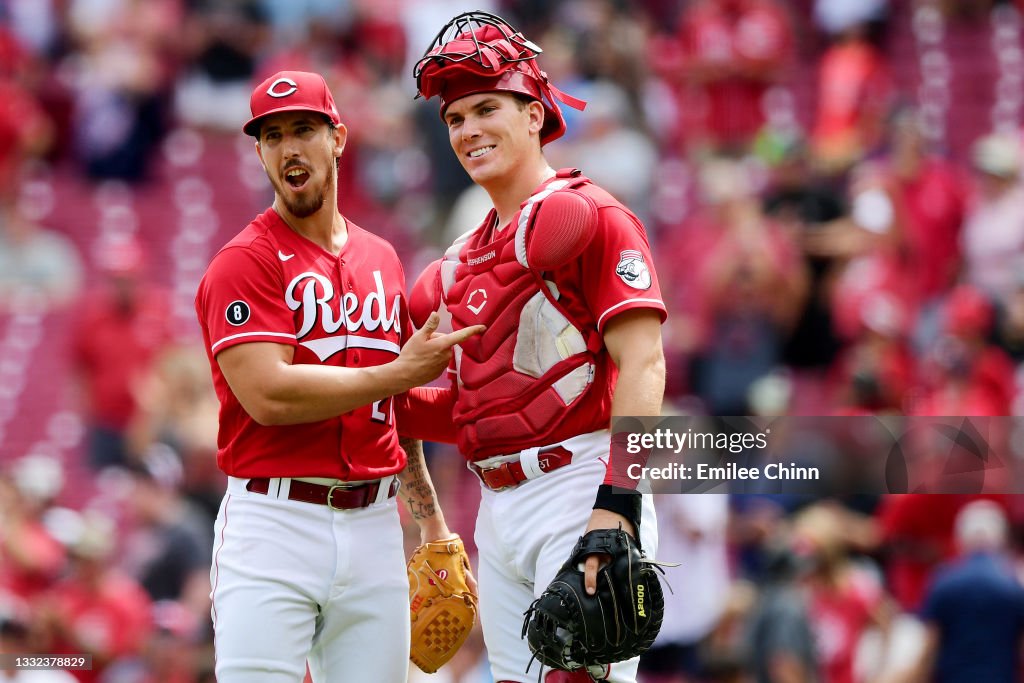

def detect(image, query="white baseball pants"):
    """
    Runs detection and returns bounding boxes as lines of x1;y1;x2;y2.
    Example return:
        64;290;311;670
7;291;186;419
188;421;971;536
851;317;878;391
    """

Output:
473;432;659;683
210;477;410;683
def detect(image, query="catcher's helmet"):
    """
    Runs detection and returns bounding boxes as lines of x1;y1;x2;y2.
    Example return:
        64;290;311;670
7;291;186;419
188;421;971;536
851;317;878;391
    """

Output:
413;11;585;145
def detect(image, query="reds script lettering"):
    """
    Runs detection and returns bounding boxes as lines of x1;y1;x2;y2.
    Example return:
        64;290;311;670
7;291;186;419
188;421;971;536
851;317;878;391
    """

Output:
286;270;400;338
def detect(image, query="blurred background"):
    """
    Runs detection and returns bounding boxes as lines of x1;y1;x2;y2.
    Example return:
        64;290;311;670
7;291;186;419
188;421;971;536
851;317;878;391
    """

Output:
3;0;1024;681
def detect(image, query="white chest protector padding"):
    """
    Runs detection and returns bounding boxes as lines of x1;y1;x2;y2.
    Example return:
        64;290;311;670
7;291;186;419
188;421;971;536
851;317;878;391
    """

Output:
513;281;591;406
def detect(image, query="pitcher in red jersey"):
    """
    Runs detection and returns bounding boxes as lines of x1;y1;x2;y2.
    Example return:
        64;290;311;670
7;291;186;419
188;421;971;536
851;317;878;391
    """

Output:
194;70;481;683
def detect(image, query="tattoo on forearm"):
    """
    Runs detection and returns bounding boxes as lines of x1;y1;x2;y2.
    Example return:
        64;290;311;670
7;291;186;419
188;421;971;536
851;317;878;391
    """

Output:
398;437;438;521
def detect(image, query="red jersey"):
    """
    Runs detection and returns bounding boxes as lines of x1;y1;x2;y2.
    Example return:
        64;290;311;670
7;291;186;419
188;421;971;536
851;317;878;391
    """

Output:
0;77;50;185
444;174;667;459
47;571;153;683
812;39;892;163
878;495;1009;611
195;208;411;479
897;159;968;299
853;158;968;304
676;0;793;146
72;286;173;430
808;569;883;683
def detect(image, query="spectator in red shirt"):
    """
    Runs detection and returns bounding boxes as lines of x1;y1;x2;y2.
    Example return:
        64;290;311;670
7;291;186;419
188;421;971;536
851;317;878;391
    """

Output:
0;602;77;683
811;15;893;172
878;494;962;613
671;157;807;413
38;512;153;683
876;492;1012;613
652;0;795;154
0;27;53;191
0;458;65;604
70;239;174;471
792;503;892;683
852;110;968;316
829;292;915;414
912;285;1015;416
818;110;969;362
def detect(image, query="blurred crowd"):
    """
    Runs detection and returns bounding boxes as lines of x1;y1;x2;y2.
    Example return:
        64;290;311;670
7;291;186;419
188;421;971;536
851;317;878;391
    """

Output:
4;0;1024;681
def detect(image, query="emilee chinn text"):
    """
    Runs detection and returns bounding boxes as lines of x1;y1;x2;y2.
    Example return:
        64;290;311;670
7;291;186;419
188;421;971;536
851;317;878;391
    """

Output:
627;462;820;482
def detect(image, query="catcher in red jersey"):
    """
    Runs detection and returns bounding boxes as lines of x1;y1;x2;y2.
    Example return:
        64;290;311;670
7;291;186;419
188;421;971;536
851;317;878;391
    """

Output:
194;70;481;683
403;13;668;683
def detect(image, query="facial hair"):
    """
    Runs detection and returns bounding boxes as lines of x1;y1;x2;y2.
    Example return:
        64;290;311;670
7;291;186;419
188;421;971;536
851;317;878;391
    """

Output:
269;167;330;219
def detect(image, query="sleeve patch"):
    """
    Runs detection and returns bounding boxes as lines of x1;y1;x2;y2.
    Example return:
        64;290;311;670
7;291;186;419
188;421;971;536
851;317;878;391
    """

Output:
615;250;652;290
225;300;252;326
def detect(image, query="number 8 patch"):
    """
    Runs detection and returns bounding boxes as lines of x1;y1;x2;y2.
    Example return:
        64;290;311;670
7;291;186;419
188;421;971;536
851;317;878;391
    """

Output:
225;300;251;326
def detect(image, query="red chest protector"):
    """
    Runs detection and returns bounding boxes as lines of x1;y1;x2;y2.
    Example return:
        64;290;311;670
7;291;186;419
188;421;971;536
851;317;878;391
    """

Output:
442;170;605;459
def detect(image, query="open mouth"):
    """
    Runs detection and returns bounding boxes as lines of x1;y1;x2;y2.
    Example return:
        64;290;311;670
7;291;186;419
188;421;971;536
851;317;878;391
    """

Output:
284;167;311;189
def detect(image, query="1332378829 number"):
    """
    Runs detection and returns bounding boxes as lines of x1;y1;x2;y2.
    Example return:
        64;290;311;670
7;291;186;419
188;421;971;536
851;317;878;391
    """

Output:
2;655;92;670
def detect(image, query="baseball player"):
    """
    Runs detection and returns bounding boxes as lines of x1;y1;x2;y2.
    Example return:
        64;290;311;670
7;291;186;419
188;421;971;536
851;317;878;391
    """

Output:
194;70;481;683
403;13;667;683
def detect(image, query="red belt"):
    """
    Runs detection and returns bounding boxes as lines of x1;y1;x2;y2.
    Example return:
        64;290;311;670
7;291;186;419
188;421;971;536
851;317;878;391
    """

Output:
246;477;398;510
470;446;574;491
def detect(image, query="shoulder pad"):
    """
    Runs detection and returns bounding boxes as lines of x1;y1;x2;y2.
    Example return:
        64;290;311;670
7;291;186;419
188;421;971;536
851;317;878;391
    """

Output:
524;188;599;270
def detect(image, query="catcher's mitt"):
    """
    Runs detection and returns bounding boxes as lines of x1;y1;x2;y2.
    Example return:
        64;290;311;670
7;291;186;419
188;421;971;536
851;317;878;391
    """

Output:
408;535;478;673
523;527;667;680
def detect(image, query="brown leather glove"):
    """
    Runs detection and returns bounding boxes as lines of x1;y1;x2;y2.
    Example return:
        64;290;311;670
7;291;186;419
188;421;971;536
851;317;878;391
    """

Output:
408;535;478;673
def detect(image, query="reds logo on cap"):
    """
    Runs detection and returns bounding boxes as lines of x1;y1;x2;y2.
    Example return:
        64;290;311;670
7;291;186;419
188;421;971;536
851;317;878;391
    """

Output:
243;70;342;137
266;77;299;98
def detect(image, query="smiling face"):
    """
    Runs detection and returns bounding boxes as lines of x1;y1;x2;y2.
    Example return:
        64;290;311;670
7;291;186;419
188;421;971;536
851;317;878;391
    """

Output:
444;92;544;188
255;111;347;219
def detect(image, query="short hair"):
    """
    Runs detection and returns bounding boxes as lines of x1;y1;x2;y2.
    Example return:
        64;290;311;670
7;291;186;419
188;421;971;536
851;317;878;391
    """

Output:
955;500;1008;551
510;93;531;111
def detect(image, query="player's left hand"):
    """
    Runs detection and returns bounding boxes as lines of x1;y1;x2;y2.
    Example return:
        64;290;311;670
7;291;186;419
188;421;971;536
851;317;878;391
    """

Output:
418;529;479;597
524;524;668;674
581;508;635;595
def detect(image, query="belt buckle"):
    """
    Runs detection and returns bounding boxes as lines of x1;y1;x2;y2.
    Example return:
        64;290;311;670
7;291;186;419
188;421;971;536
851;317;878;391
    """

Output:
469;462;517;492
487;476;516;492
325;482;362;511
466;462;493;490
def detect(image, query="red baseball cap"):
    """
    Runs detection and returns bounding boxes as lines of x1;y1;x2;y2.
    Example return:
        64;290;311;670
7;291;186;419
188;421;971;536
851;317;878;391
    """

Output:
243;70;341;137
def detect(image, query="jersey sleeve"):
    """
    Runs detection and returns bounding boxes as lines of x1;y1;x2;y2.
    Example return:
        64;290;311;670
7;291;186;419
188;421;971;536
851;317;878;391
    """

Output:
394;386;457;443
580;205;668;332
196;245;298;357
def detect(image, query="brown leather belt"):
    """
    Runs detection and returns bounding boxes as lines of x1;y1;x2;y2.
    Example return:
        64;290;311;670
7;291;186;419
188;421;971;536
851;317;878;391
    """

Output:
246;477;398;510
469;446;574;491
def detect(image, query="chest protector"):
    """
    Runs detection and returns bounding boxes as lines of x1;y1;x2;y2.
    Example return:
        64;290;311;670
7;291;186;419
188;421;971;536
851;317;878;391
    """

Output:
439;169;603;458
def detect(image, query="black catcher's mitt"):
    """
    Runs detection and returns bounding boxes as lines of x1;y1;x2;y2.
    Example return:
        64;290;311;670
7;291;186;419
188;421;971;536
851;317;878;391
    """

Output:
522;527;667;680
